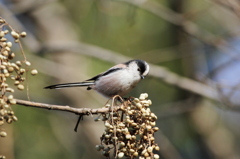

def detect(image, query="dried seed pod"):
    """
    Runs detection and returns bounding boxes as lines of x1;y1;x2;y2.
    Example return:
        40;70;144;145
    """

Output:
113;116;118;120
133;98;140;103
2;62;7;66
7;110;14;115
146;125;152;131
31;69;38;76
147;147;153;153
20;77;25;82
0;37;7;42
24;61;31;66
133;151;138;157
20;32;27;37
122;128;128;133
118;152;124;158
3;83;8;87
144;152;149;157
125;134;131;139
129;149;135;153
9;99;16;105
4;30;9;34
154;154;160;159
3;69;8;74
118;123;125;127
14;81;20;85
119;142;125;147
104;122;111;128
150;121;156;126
136;103;142;109
0;110;5;116
8;66;14;73
139;93;148;100
4;73;9;77
5;46;10;52
0;31;4;37
141;149;147;155
6;88;14;93
105;134;110;138
0;131;7;137
112;136;118;140
155;146;160;151
153;127;159;132
150;113;157;120
8;95;14;100
9;52;15;59
2;50;8;56
131;135;136;140
15;61;21;66
95;145;102;151
11;31;19;39
7;118;12;124
148;100;152;105
0;18;5;23
19;68;25;74
12;116;18;121
17;84;24;90
6;42;12;47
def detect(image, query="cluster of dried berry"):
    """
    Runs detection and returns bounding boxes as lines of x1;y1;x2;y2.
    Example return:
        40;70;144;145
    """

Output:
0;17;38;143
96;93;160;159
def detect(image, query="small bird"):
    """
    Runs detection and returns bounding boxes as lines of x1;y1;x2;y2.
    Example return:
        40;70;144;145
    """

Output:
44;59;150;98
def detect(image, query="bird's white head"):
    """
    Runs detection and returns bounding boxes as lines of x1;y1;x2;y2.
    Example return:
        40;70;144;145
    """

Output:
125;60;150;79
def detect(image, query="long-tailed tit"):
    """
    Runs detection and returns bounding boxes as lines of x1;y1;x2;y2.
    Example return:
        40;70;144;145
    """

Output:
44;59;150;98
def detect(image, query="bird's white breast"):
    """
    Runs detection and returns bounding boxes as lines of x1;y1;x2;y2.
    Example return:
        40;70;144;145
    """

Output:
94;67;141;98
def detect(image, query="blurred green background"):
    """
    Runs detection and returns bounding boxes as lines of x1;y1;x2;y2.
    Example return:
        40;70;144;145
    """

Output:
1;0;240;159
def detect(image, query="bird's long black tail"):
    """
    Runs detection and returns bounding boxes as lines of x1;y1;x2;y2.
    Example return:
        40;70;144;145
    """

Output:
44;82;94;89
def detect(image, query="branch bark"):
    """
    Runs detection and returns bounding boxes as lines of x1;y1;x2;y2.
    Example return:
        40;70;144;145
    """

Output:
15;99;121;115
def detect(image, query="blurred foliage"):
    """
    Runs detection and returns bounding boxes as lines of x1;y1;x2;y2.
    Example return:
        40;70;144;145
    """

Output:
1;0;240;159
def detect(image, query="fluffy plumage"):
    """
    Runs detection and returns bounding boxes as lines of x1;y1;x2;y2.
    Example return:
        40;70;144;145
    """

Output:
44;59;149;98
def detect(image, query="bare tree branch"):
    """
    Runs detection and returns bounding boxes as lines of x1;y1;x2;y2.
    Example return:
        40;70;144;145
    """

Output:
211;0;240;18
119;0;223;46
120;0;240;62
15;99;121;115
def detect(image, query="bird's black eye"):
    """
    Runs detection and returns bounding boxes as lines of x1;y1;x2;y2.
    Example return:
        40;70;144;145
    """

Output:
137;68;141;72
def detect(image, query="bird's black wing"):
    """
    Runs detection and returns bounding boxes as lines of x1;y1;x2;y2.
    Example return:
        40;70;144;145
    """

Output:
86;68;122;81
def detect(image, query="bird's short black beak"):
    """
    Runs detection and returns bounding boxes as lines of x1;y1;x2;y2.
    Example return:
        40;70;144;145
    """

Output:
141;75;144;79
